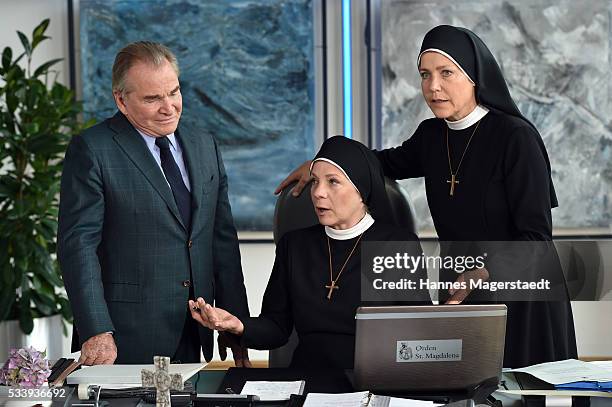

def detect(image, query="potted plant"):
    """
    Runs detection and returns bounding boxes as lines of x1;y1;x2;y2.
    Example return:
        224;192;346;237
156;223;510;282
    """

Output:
0;19;91;358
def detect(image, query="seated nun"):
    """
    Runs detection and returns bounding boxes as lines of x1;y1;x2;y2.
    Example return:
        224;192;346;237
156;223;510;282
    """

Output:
189;136;427;369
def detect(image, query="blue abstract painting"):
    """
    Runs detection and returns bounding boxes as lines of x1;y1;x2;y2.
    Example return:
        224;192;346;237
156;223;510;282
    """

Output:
381;0;611;232
80;0;315;231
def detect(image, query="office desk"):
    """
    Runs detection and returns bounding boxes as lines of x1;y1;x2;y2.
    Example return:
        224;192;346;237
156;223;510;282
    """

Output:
53;369;612;407
55;368;454;406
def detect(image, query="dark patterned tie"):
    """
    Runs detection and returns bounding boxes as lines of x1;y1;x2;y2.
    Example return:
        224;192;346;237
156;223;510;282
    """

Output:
155;137;191;229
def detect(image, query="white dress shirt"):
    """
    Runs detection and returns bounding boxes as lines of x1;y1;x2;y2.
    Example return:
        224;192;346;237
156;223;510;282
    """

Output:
137;129;191;191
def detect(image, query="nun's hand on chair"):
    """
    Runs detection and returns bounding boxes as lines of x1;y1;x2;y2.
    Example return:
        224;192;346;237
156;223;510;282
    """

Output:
189;297;244;335
274;160;313;196
445;268;490;304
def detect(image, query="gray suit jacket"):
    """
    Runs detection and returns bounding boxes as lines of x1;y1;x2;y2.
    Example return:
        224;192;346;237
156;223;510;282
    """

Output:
58;112;249;363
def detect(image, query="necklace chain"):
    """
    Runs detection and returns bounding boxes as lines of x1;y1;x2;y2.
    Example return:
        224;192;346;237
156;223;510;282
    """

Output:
446;120;481;196
325;232;365;300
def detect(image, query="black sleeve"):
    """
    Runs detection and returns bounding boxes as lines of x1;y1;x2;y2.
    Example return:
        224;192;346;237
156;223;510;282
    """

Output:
240;236;294;350
478;126;564;301
374;122;428;180
398;229;431;304
503;125;553;240
362;227;432;305
210;136;250;320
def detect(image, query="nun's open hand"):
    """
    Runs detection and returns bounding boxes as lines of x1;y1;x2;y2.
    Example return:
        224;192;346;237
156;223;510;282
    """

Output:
189;297;244;335
188;298;251;367
274;160;313;196
445;268;490;304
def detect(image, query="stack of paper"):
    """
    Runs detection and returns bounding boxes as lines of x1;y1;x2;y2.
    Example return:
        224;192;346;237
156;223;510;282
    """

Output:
303;391;370;407
302;391;440;407
371;395;443;407
66;363;206;387
239;380;305;401
507;359;612;393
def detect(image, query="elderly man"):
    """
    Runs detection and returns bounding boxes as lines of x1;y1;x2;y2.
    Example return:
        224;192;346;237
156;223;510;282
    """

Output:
58;41;250;365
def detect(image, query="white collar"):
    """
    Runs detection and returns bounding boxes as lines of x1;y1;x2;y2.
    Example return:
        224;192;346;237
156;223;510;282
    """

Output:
325;212;375;240
136;128;179;151
445;105;489;130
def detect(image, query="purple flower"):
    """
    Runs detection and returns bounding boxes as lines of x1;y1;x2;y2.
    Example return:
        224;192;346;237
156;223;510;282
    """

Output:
0;346;51;388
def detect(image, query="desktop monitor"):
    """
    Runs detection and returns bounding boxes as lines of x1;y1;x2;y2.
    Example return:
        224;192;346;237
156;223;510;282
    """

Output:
353;304;507;393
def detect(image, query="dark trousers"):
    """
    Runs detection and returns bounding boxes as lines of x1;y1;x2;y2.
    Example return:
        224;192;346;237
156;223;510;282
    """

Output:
172;312;201;363
172;284;202;363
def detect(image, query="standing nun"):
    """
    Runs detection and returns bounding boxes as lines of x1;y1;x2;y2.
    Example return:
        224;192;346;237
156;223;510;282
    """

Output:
276;25;577;368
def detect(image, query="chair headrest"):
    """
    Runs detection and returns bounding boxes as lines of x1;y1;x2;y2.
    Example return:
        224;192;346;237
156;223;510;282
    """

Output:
273;178;416;244
273;182;318;244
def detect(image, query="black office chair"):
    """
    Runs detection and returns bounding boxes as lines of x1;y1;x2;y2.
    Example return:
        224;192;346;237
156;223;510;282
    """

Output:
268;178;416;367
554;240;604;300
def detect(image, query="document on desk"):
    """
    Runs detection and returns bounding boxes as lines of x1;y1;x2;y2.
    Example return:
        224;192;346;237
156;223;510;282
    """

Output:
592;361;612;372
303;391;439;407
66;362;206;386
303;391;370;406
239;380;305;401
507;359;612;385
371;395;441;407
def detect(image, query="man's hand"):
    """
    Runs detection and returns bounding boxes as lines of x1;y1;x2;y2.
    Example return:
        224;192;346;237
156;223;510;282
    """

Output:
273;160;312;196
79;332;117;365
445;268;490;304
217;332;252;368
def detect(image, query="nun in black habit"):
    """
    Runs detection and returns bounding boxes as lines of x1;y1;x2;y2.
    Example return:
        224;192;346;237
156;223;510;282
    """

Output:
275;25;577;368
375;25;577;368
190;136;426;369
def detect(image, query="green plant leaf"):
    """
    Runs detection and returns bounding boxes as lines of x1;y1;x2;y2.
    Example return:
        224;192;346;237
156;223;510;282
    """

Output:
0;181;11;198
33;58;63;78
0;285;15;321
32;293;54;315
12;51;25;66
6;91;19;114
28;133;67;156
3;63;25;86
39;261;63;287
19;309;34;334
18;291;34;334
32;274;43;292
0;241;11;278
34;218;57;241
17;31;32;57
32;35;51;51
31;19;50;50
58;297;73;321
0;264;15;288
2;47;12;71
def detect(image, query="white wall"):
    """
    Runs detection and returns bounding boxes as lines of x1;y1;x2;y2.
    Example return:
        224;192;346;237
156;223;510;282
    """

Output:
1;0;610;364
0;0;70;86
232;243;275;361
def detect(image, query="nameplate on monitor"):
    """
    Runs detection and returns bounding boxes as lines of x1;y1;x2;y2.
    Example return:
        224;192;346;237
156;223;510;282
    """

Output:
396;339;462;362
